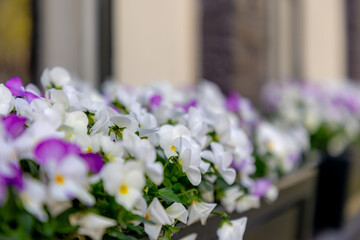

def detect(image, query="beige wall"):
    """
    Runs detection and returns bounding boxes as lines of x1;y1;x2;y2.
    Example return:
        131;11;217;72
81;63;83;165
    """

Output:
113;0;198;86
301;0;347;83
40;0;98;85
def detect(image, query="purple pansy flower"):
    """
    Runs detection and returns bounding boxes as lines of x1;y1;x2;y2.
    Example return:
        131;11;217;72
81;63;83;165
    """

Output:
231;158;247;171
5;77;39;104
182;99;197;113
251;178;272;197
34;138;81;165
80;153;104;173
5;77;25;97
226;92;241;112
1;114;27;139
24;91;39;104
2;163;23;190
149;94;162;109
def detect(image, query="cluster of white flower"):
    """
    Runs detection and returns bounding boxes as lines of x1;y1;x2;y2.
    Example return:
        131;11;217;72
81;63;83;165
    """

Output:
0;67;309;239
263;81;360;156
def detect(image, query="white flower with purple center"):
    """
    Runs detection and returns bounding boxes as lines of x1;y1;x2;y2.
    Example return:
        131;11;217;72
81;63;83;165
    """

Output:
5;76;39;104
34;138;96;206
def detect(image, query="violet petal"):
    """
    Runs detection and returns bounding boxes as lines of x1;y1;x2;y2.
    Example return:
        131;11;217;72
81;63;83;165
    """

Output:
5;77;25;97
2;114;27;139
24;91;39;104
34;138;70;165
252;178;272;197
149;94;162;108
80;153;104;173
2;163;23;190
184;99;197;113
226;92;241;112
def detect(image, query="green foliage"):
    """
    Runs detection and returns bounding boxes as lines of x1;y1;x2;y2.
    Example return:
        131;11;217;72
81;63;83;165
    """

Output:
252;155;267;178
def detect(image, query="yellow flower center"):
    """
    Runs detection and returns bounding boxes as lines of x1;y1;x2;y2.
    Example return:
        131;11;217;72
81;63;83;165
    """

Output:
68;134;73;139
267;141;275;152
106;153;115;162
119;184;129;195
21;194;30;205
55;174;65;185
145;214;150;220
171;145;177;151
86;146;92;153
11;151;17;159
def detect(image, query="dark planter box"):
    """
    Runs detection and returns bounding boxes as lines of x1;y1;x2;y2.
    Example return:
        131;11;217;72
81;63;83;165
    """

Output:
173;167;318;240
314;150;350;232
314;148;360;237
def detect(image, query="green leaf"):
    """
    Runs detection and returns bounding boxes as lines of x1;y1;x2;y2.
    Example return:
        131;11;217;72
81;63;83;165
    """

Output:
158;188;181;203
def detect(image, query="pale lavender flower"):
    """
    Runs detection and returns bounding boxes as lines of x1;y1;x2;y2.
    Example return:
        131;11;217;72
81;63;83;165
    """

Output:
251;178;272;198
226;92;240;112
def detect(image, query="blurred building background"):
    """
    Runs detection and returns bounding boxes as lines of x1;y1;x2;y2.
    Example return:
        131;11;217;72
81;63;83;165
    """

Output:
0;0;352;97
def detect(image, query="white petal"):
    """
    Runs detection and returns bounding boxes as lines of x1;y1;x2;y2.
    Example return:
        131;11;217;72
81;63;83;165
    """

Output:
147;198;172;225
220;168;236;185
145;223;162;240
180;233;198;240
165;203;188;224
186;167;201;186
145;162;164;186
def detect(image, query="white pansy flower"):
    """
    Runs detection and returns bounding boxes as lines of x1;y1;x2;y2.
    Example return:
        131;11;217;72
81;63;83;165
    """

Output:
130;102;157;129
201;142;236;185
46;198;72;217
173;137;203;186
122;130;163;185
69;213;116;240
158;124;191;159
214;115;231;144
179;233;198;240
90;106;117;135
265;185;279;202
165;202;188;224
40;67;71;89
110;114;139;134
217;217;247;240
64;111;89;138
49;89;70;109
236;194;260;213
221;186;244;213
20;176;48;221
187;107;209;149
144;198;172;240
187;201;216;226
101;161;145;210
0;84;14;116
46;154;95;206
